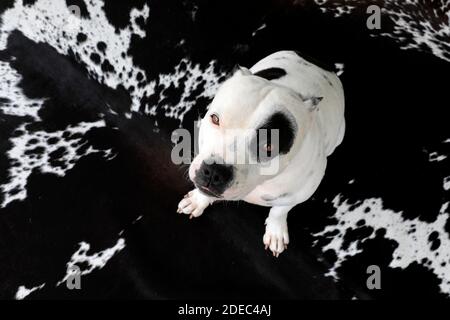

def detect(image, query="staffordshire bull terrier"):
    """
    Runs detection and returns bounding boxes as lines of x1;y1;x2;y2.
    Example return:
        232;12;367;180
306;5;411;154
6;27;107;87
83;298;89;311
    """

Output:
177;50;345;256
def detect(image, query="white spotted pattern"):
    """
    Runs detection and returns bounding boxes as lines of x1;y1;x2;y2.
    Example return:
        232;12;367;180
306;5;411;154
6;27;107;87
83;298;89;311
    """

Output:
0;120;110;208
314;0;450;63
314;196;450;295
56;238;126;286
0;0;223;207
15;283;46;300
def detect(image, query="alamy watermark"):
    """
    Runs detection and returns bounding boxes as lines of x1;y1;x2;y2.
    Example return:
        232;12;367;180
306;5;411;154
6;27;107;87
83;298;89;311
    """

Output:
66;265;81;290
366;5;381;30
366;265;381;290
170;122;281;175
61;5;82;32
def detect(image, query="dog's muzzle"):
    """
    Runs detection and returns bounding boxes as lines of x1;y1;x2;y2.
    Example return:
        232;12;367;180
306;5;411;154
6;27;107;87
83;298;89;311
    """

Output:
193;160;234;198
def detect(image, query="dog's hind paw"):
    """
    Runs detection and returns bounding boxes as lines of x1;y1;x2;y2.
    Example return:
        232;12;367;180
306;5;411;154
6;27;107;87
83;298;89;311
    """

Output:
177;189;212;219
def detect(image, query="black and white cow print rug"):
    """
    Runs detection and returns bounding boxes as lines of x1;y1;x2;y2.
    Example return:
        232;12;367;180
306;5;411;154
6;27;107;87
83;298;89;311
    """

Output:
0;0;449;299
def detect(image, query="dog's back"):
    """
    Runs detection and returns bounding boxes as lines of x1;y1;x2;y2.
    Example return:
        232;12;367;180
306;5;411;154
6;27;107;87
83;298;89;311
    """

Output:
250;51;345;156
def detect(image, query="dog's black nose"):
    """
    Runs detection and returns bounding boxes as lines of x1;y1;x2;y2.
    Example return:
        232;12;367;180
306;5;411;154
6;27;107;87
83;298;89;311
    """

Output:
195;161;234;196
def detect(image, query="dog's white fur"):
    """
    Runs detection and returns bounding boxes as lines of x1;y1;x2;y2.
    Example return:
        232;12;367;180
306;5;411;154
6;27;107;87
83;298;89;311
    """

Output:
178;51;345;256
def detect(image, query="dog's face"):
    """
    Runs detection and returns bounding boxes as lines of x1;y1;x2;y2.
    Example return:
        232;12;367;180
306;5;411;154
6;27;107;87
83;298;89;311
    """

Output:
189;68;316;199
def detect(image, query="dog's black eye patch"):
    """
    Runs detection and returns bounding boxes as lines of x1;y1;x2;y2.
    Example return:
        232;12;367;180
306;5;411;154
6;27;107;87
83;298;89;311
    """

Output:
253;67;287;81
250;112;296;162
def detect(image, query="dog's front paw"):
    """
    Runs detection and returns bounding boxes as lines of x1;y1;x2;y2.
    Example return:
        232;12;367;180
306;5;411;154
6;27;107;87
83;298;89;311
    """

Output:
177;189;212;219
263;217;289;257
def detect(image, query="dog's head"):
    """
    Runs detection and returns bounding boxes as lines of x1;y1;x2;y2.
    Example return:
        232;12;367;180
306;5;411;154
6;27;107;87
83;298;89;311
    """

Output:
189;67;321;199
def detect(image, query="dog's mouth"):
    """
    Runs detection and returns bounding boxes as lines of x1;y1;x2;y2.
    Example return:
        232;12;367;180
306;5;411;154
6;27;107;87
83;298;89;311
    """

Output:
196;185;223;198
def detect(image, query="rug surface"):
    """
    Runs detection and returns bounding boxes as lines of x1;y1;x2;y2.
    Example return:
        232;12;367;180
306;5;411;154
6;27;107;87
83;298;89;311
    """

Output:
0;0;449;299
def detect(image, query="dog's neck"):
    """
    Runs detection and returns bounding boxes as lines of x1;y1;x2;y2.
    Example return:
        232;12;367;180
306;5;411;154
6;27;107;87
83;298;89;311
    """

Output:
286;114;324;172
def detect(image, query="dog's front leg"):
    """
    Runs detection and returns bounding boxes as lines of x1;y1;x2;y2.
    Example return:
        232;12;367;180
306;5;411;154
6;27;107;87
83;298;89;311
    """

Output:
263;205;294;257
177;189;215;219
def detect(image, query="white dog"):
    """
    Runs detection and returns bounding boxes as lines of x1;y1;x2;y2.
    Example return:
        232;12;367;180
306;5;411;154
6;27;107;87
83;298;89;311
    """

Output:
177;51;345;256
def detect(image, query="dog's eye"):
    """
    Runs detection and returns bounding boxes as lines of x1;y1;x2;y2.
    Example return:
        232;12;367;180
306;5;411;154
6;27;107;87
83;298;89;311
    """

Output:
211;113;220;126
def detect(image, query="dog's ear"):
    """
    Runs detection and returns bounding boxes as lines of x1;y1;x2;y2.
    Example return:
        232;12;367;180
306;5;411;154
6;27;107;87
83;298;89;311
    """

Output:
233;65;252;77
302;96;323;112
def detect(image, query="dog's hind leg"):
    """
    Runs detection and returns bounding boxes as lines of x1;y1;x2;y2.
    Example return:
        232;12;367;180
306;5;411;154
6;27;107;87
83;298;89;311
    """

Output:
263;205;294;257
177;189;216;219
